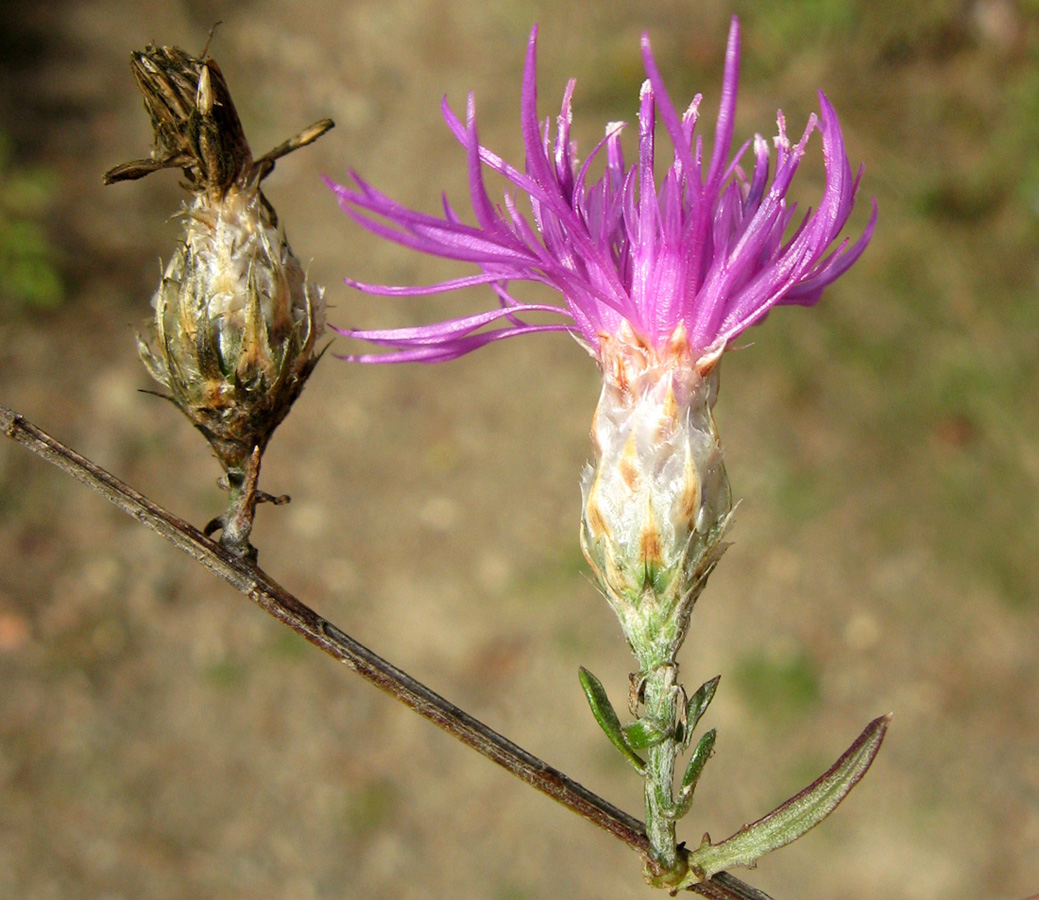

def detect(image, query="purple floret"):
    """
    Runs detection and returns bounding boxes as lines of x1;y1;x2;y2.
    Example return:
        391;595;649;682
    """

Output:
328;16;876;366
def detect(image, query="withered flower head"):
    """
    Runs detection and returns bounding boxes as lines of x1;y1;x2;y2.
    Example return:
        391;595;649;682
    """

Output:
116;44;252;197
105;39;333;556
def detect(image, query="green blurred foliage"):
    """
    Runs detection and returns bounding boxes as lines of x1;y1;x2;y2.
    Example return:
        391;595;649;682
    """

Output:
734;649;821;720
0;131;64;312
344;778;397;836
267;627;313;661
202;658;247;688
714;0;1039;611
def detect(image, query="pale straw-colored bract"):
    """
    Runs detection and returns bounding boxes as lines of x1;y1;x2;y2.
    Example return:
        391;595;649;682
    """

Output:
327;15;876;370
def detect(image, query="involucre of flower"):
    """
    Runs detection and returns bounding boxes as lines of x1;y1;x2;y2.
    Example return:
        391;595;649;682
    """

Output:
138;185;325;474
580;322;732;670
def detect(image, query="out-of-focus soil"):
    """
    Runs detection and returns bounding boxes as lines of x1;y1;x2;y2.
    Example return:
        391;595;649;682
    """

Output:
2;2;1037;899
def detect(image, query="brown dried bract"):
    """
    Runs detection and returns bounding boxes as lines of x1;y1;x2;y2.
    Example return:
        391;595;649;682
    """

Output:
103;39;333;201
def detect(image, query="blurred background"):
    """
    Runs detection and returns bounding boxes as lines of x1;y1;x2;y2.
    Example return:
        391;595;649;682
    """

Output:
2;0;1038;898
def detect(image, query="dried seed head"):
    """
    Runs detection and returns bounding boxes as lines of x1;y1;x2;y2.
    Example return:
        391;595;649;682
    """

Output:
106;39;333;477
104;39;334;560
137;184;325;474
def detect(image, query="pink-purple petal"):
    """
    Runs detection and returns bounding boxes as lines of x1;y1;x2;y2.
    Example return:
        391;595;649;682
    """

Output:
337;321;571;364
330;16;873;366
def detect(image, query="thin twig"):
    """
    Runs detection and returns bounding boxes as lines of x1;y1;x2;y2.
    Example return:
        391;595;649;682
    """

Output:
1;401;774;900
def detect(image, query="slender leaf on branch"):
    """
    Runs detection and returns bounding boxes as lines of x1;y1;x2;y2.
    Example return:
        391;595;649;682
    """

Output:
673;728;717;820
682;715;890;884
623;719;669;751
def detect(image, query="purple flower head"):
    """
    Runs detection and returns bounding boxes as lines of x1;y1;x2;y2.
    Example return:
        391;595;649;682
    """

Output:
328;16;875;372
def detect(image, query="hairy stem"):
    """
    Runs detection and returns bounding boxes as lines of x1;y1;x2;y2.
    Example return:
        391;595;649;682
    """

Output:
643;663;681;872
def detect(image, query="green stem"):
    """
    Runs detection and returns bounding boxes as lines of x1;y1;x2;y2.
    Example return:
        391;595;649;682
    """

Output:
205;446;289;561
220;460;258;558
641;662;681;873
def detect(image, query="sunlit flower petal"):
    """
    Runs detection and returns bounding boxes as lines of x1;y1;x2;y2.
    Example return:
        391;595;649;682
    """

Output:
328;16;875;370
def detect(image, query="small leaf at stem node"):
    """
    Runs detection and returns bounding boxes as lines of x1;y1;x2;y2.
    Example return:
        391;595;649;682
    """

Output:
578;666;647;774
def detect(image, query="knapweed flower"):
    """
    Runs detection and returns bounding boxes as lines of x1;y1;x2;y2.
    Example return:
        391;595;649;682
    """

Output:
330;17;873;369
331;18;876;874
329;16;874;664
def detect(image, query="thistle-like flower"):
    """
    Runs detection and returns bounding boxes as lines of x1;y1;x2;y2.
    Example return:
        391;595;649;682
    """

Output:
106;41;333;557
330;17;873;656
329;16;877;880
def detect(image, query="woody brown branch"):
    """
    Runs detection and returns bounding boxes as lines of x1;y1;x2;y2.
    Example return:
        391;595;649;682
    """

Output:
1;401;775;900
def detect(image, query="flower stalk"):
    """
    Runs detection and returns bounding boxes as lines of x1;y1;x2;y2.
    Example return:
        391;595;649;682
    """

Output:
641;664;682;873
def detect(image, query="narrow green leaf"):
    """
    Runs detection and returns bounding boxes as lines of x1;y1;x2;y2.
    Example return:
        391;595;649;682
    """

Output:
578;666;646;775
684;715;890;883
672;728;717;820
622;719;669;750
682;674;721;748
